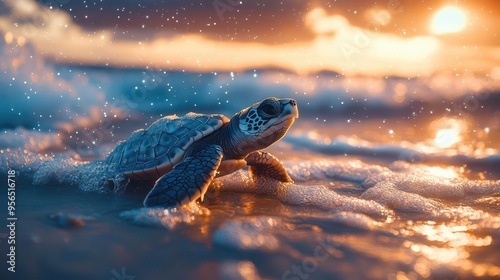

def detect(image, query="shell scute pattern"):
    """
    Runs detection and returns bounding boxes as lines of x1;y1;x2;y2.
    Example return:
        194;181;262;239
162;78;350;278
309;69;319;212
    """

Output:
124;163;136;173
143;157;169;174
176;136;195;151
121;136;142;166
197;124;215;136
192;115;209;124
134;163;146;173
167;146;184;163
154;144;170;158
186;129;203;139
159;132;178;148
106;140;125;166
138;133;157;163
165;122;178;133
207;117;224;127
110;114;228;179
138;146;155;163
183;118;204;130
173;126;192;138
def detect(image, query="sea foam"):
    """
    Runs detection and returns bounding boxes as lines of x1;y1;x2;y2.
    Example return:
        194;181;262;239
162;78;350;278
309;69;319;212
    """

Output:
213;216;281;251
4;145;500;231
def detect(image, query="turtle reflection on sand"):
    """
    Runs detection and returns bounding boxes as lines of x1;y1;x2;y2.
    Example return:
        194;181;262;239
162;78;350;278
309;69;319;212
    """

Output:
105;97;299;208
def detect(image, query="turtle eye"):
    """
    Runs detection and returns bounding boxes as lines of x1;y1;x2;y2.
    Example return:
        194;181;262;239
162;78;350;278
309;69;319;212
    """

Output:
258;101;281;119
261;104;278;115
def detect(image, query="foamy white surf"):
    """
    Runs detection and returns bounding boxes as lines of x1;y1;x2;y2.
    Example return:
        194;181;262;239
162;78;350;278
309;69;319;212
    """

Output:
119;202;210;229
212;159;500;231
330;211;379;230
2;146;500;232
213;217;281;251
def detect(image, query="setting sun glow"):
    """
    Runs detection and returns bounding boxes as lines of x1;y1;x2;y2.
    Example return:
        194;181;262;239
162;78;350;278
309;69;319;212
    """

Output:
431;6;466;34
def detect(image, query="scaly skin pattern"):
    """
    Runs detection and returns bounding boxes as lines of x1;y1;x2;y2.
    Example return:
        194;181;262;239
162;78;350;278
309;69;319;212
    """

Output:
143;145;223;207
246;151;293;182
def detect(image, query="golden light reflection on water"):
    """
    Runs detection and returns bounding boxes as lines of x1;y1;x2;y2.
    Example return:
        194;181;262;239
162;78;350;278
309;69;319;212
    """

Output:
407;116;498;157
406;241;500;277
412;224;492;247
420;166;461;179
431;118;466;148
424;117;499;157
401;220;500;277
410;243;469;263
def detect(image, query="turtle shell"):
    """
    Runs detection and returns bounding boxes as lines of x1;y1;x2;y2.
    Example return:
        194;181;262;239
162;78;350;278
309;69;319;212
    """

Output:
106;113;229;181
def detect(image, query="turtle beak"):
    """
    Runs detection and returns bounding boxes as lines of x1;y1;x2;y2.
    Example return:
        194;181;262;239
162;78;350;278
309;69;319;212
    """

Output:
280;98;299;119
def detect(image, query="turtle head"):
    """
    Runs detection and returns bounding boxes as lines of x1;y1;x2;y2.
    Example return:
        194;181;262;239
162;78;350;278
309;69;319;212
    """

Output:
236;97;299;149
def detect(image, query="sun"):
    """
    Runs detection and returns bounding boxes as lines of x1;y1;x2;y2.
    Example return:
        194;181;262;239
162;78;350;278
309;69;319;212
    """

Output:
431;6;466;35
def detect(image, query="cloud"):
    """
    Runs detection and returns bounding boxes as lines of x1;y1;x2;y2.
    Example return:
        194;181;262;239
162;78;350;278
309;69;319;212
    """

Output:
0;128;64;152
1;1;499;77
1;1;499;162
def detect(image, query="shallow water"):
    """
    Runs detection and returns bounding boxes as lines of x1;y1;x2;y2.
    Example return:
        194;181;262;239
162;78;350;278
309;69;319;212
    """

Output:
2;146;500;280
1;40;500;279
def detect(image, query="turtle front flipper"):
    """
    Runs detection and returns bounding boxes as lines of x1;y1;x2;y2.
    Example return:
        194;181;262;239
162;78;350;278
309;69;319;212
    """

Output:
143;145;223;208
246;151;293;182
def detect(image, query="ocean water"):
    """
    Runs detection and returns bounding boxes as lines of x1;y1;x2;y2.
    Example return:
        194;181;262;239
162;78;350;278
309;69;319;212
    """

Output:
1;39;500;280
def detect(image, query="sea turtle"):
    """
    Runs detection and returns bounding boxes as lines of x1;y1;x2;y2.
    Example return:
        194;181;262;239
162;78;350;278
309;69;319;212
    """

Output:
105;97;298;208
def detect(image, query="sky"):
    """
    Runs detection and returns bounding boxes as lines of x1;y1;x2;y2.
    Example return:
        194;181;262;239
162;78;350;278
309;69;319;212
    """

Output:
0;0;499;77
0;0;499;160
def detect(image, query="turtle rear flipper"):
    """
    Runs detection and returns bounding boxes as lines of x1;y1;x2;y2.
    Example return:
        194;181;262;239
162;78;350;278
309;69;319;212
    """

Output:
143;145;223;208
246;151;293;182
